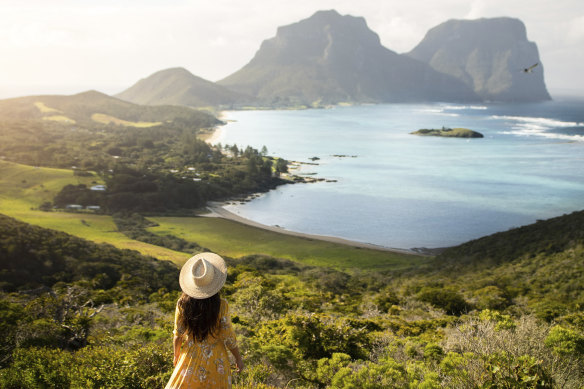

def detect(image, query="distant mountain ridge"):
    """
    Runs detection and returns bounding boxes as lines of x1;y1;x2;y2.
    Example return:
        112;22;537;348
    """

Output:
0;90;219;128
407;18;550;102
116;11;550;107
115;67;249;108
217;10;478;105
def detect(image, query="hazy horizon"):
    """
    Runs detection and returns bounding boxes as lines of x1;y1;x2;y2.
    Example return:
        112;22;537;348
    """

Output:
1;0;583;99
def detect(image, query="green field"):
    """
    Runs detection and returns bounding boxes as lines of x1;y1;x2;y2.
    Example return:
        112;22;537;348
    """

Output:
0;160;189;264
147;216;427;270
0;159;427;270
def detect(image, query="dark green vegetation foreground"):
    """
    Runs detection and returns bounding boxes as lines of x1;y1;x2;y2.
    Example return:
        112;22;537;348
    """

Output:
1;211;583;388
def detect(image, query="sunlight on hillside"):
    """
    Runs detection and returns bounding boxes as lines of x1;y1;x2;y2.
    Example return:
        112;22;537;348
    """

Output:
0;160;188;264
42;115;76;123
34;101;62;113
91;113;161;127
148;216;426;270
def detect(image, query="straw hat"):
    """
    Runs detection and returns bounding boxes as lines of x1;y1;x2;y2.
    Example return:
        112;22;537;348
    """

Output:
179;252;227;299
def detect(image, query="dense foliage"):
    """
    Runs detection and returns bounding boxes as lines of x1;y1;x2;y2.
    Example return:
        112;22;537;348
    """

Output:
0;92;289;212
1;213;583;388
1;90;582;387
0;213;178;296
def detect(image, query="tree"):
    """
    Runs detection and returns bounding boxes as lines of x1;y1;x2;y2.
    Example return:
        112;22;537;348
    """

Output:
275;159;288;175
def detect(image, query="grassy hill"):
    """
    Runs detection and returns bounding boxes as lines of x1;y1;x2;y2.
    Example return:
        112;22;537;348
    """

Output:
0;90;219;128
438;210;584;265
116;67;250;108
0;213;179;293
0;160;190;264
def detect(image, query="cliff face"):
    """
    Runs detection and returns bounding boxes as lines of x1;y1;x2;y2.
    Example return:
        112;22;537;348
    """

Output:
407;18;551;102
218;10;479;105
115;67;248;107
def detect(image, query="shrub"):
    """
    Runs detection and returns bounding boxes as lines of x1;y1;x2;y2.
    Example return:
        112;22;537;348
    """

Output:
443;315;584;388
417;287;471;315
423;343;444;362
544;325;584;356
0;347;72;388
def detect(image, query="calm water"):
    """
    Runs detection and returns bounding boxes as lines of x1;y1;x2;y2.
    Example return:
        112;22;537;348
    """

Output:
213;97;584;250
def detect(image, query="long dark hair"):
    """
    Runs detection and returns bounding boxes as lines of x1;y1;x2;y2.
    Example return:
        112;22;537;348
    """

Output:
178;292;221;341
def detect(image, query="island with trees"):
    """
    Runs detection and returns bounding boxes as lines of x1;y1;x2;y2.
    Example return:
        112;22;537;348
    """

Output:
411;127;484;138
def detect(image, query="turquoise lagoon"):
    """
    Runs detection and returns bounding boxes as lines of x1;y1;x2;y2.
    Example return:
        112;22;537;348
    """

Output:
213;98;584;250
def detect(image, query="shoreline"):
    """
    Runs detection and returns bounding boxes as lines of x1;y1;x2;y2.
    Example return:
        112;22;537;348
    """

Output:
202;201;432;256
205;126;224;144
200;115;440;257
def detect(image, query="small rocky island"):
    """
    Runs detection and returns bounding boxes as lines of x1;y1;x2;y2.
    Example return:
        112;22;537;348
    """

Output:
411;127;484;138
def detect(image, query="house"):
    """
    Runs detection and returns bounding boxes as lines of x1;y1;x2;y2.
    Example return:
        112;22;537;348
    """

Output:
86;205;101;211
90;185;106;191
65;204;83;210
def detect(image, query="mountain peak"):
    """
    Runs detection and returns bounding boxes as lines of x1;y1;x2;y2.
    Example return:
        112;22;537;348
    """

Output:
272;9;380;51
116;67;247;107
218;10;477;105
407;17;550;101
309;9;342;20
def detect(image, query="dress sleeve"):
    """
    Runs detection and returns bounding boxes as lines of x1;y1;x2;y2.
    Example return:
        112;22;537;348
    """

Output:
172;300;185;337
219;299;238;349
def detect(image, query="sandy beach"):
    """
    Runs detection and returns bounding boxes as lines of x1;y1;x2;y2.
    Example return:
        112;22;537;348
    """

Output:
203;126;224;144
202;202;423;255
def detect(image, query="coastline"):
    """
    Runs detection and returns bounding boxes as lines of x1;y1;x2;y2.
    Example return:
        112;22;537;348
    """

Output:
205;125;224;144
200;121;434;256
202;201;428;256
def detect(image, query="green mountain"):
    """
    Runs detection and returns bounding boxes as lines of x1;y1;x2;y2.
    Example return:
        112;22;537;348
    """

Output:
438;210;584;266
0;89;219;128
407;18;551;102
217;10;479;105
115;67;249;108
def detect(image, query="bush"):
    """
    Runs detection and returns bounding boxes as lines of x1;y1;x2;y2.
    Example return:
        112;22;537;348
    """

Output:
442;315;584;388
417;287;471;315
0;347;72;388
544;325;584;356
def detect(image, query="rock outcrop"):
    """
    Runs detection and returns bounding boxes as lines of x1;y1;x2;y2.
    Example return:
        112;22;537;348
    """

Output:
218;10;479;105
406;18;551;102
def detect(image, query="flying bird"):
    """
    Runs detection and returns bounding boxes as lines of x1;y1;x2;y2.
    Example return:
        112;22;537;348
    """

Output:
522;63;539;73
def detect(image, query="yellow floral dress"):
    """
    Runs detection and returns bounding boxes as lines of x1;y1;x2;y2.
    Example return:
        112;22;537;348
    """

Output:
165;298;238;389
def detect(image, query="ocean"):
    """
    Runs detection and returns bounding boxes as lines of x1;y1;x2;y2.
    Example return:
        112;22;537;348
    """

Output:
212;97;584;250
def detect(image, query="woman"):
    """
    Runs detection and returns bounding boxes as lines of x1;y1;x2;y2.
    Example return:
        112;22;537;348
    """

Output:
165;252;244;388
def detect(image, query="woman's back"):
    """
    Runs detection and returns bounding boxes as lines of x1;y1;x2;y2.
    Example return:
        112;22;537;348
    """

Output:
165;298;238;388
165;253;242;389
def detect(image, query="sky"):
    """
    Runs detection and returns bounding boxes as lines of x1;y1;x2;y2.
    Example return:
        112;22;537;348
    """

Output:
0;0;583;99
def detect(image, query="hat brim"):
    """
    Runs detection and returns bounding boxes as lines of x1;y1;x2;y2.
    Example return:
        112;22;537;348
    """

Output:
179;253;227;299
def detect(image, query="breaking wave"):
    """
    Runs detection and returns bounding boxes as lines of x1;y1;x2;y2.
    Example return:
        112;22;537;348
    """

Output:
443;105;488;110
494;115;584;142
